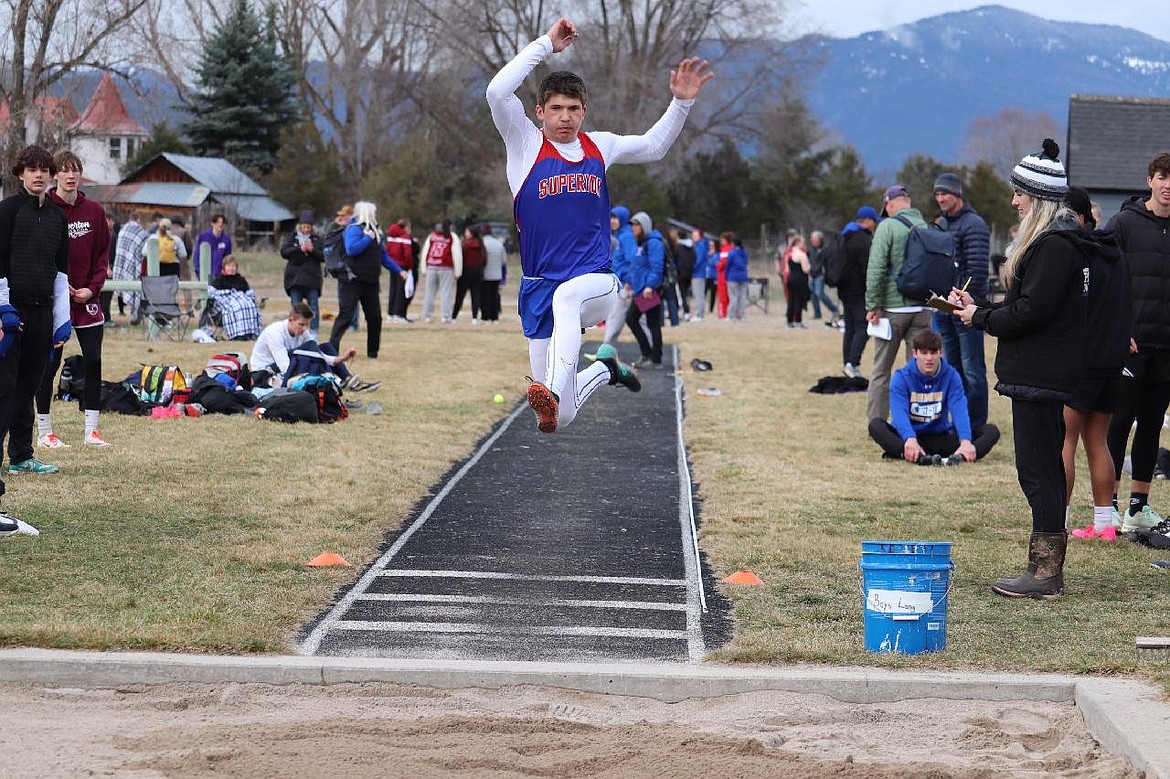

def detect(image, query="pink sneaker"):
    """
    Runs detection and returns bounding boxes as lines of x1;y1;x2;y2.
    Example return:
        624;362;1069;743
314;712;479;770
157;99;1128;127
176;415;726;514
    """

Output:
37;433;70;449
83;430;112;447
1071;524;1117;541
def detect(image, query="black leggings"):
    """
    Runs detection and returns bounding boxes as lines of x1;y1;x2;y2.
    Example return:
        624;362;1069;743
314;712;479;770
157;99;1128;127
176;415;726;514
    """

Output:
1012;398;1066;533
37;324;104;413
1107;376;1170;482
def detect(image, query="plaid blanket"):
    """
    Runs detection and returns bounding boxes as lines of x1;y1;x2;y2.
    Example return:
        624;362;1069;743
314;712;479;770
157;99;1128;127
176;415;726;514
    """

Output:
113;221;149;316
208;287;262;340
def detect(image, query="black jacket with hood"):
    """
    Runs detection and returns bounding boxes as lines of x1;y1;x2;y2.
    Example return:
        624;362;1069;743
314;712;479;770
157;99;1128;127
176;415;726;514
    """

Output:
1081;224;1131;376
971;218;1092;401
1104;195;1170;351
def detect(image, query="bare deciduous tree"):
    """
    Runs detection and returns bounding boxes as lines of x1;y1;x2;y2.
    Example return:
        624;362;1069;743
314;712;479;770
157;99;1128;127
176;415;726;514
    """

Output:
961;107;1064;180
0;0;147;156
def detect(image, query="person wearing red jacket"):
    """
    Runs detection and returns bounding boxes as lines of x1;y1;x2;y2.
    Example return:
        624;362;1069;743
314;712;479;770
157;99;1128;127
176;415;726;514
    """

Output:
385;220;414;322
35;150;112;448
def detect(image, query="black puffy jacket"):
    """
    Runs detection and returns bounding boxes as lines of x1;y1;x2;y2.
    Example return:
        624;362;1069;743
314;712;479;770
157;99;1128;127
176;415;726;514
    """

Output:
971;224;1091;400
1105;196;1170;350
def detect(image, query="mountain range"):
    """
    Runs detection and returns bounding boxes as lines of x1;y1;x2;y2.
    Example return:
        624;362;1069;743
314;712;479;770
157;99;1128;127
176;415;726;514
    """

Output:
801;4;1170;176
45;4;1170;181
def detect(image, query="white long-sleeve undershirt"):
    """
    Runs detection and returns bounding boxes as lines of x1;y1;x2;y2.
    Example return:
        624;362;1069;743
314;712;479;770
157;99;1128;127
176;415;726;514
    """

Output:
486;35;696;197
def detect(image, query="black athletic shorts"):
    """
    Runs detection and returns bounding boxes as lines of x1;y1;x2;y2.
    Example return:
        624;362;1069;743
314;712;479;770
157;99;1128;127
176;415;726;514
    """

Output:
1066;374;1121;414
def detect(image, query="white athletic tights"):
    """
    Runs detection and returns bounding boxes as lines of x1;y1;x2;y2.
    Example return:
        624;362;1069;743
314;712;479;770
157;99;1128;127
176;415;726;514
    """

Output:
528;272;618;430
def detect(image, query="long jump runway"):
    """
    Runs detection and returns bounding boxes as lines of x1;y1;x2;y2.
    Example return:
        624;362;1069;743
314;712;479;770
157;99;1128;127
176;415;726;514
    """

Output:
300;346;729;663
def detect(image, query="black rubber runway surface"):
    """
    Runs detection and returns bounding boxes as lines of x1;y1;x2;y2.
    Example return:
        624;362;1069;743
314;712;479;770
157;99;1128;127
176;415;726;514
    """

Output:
300;345;730;663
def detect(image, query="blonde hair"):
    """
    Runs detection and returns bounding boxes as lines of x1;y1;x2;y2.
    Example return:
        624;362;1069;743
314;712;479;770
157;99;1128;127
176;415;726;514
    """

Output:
1001;199;1074;289
353;201;379;233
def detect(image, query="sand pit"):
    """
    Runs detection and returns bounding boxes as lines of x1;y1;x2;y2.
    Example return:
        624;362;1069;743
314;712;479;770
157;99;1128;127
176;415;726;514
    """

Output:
2;680;1140;778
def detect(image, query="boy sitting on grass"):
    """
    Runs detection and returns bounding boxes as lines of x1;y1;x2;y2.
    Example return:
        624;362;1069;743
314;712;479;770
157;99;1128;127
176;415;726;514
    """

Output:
868;329;1000;466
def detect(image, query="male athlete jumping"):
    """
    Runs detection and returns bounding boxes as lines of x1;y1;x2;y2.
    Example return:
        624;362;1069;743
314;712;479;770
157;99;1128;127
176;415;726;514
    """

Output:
486;17;712;433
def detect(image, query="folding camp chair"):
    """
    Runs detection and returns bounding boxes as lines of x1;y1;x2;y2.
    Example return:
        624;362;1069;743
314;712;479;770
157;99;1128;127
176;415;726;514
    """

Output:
139;275;195;341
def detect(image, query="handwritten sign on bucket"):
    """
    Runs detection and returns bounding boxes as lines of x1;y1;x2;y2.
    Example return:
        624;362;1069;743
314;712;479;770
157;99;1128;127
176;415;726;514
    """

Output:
866;588;933;615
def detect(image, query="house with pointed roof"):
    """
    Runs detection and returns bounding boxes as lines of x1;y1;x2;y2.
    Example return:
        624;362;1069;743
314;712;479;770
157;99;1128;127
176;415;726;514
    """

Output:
69;73;149;185
0;96;80;149
1066;94;1170;220
87;152;294;247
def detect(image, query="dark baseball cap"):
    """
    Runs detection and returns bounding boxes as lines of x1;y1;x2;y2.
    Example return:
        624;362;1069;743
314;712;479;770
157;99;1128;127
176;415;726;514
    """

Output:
882;184;910;203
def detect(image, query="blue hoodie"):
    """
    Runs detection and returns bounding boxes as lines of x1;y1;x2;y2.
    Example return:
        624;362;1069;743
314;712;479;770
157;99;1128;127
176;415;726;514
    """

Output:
692;233;709;278
629;229;665;293
610;206;638;285
889;356;971;441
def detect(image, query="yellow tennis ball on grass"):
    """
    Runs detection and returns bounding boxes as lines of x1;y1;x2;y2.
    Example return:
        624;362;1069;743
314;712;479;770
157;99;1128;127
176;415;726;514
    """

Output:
494;393;505;404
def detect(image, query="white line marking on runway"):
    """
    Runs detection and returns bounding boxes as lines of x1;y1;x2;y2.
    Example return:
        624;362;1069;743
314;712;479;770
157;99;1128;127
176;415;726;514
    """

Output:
332;621;689;640
354;593;688;611
298;402;530;656
673;344;708;661
301;352;709;662
377;569;685;587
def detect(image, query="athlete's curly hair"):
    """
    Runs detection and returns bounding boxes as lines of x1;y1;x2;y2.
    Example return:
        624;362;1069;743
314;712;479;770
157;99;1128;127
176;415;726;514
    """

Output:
538;71;587;107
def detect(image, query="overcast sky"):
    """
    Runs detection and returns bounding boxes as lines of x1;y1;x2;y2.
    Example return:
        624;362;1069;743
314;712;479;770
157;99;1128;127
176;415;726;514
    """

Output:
790;1;1170;44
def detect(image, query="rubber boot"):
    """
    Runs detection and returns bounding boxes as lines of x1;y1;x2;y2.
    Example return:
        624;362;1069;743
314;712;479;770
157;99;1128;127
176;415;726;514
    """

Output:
990;531;1067;599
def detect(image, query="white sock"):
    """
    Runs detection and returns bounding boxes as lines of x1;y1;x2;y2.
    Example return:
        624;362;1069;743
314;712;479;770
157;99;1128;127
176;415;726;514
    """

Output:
84;409;100;438
1094;505;1114;531
36;413;52;439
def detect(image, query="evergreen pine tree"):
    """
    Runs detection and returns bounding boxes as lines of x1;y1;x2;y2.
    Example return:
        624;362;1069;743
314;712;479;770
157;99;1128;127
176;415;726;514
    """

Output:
181;0;296;174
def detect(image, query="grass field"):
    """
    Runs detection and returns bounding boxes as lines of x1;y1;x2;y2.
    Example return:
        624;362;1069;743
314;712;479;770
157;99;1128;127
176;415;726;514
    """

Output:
0;252;1166;690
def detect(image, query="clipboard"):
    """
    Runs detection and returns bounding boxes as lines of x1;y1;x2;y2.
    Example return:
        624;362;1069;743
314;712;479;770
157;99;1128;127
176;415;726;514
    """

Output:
927;294;961;313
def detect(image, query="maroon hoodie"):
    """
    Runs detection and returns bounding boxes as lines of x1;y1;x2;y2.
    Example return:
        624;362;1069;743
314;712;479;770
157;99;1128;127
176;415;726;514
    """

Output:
385;222;413;270
49;188;110;328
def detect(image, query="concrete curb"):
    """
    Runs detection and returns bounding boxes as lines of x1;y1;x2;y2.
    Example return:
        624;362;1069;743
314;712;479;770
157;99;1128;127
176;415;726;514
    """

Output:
0;649;1166;778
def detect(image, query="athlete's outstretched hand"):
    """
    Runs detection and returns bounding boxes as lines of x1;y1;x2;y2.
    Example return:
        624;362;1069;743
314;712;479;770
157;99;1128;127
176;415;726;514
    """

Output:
670;57;714;100
548;18;579;53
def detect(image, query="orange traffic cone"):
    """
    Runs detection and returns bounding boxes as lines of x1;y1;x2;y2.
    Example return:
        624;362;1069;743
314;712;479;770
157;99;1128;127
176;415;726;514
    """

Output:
722;570;764;585
306;552;352;568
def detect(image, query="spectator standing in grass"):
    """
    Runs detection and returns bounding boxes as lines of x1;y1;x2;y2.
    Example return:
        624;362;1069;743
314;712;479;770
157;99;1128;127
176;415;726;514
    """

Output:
839;206;879;379
101;213;118;322
807;230;840;323
328;201;407;359
111;208;148;324
601;205;636;346
0;145;76;535
1105;151;1170;537
453;224;485;323
785;234;811;328
34;150;112;450
725;232;749;321
626;211;665;369
689;228;707;321
480;223;506;323
195;213;232;281
673;229;695;321
420;219;461;324
385;219;413;322
865;184;932;423
932;172;991;431
1061;187;1131;541
951;139;1090;599
486;16;710;433
280;210;324;336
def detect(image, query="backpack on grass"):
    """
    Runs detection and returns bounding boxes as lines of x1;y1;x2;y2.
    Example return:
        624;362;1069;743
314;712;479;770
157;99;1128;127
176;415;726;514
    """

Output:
205;351;251;391
138;364;187;405
255;388;320;423
892;215;956;302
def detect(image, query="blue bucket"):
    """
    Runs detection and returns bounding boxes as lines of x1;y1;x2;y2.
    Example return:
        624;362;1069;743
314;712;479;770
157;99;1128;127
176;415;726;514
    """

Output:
859;541;954;654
